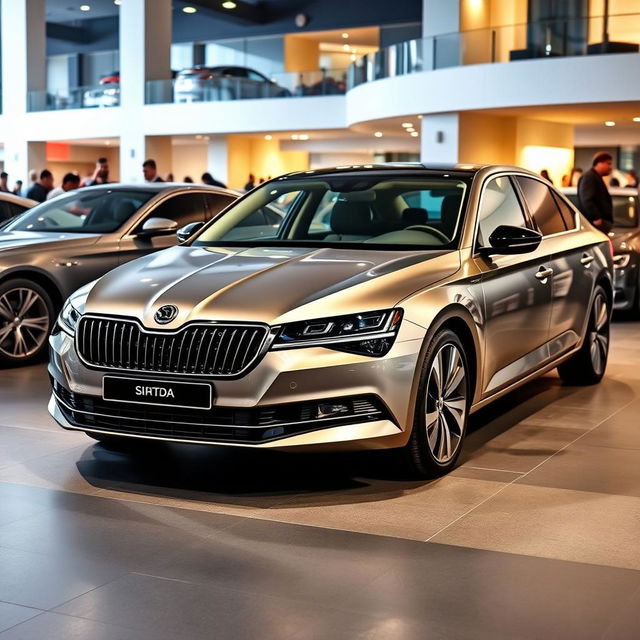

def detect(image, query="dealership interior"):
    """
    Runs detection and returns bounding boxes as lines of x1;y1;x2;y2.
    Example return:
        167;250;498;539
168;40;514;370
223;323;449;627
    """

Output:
1;0;640;638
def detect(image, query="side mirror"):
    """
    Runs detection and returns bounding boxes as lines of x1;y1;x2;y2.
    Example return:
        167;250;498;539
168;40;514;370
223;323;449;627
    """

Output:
177;221;205;243
138;217;178;237
480;225;542;255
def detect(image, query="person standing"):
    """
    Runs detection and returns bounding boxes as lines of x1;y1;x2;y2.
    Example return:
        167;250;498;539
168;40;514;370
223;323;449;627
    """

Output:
625;170;638;188
201;172;226;188
0;172;9;192
26;169;54;202
47;172;81;199
84;157;110;186
142;159;164;182
540;169;553;184
577;152;613;233
12;180;23;196
244;173;255;191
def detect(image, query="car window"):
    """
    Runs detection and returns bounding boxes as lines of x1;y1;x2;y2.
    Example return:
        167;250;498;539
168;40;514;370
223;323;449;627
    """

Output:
515;176;566;236
146;193;208;228
477;176;528;246
611;194;639;228
247;70;266;83
551;192;577;230
0;202;27;222
203;193;235;218
3;189;156;234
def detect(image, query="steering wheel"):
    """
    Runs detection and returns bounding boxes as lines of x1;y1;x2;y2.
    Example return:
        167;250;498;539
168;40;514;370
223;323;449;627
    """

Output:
404;225;450;243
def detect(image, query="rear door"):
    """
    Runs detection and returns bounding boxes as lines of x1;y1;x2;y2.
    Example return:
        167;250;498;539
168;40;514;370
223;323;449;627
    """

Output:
515;176;595;355
473;174;554;397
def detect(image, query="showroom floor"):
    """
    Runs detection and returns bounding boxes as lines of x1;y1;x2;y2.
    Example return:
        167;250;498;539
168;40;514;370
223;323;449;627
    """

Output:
0;323;639;639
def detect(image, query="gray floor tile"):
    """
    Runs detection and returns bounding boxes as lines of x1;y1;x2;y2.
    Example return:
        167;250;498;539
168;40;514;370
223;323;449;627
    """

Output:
0;603;41;634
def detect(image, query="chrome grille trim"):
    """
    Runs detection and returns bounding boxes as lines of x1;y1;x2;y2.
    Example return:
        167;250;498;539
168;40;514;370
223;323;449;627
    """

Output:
76;315;271;377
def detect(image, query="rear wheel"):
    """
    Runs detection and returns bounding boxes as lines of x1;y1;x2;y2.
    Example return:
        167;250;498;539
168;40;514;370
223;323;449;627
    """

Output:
404;329;470;478
557;285;610;385
0;279;54;367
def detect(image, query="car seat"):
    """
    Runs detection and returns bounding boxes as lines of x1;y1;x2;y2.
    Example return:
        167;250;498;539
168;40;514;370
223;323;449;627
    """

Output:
324;198;373;241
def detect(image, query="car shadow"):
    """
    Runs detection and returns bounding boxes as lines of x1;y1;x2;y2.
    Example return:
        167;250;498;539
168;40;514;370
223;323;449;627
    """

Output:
74;374;589;508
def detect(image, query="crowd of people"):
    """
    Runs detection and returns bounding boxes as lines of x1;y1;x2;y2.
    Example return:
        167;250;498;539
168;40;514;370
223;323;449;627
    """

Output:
538;164;639;189
0;157;231;203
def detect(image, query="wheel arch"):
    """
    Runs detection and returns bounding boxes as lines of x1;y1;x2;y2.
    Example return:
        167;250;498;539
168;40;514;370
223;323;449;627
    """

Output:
0;268;65;313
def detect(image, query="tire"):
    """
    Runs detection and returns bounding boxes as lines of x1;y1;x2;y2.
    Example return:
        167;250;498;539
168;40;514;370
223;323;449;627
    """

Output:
404;329;471;478
557;285;610;385
0;278;55;367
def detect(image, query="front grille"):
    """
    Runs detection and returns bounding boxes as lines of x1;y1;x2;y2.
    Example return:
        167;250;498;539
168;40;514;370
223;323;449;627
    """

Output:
52;380;389;444
77;316;268;377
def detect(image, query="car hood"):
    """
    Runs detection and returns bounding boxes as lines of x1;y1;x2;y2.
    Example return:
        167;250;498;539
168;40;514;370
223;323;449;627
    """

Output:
87;245;460;327
0;230;101;256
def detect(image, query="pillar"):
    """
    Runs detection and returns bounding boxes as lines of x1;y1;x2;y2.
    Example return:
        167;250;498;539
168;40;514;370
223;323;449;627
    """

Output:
207;136;229;187
420;114;460;164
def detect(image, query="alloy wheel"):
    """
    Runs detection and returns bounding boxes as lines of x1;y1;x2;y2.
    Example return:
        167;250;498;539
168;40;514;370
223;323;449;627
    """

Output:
589;292;609;376
0;287;50;359
425;343;467;464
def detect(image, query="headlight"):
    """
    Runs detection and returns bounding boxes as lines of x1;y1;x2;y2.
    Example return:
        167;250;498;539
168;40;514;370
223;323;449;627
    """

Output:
57;280;97;335
272;309;403;357
613;253;631;269
59;300;81;335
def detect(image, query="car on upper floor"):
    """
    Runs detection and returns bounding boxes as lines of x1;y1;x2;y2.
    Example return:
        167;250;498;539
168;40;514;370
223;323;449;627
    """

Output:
0;183;238;367
563;186;640;314
0;192;38;225
83;71;120;108
173;65;291;102
49;164;613;478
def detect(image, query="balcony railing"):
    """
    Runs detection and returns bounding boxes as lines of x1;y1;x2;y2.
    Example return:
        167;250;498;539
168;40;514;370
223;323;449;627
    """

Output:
26;69;347;112
348;13;640;87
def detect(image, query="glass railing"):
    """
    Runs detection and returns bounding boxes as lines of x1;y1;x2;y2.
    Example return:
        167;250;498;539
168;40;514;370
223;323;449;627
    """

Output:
146;69;347;105
348;13;640;87
27;83;120;111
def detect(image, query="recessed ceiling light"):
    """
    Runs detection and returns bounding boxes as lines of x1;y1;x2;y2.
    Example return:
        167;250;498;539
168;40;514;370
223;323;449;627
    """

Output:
343;44;350;52
182;6;198;13
80;4;90;11
105;140;111;145
291;134;299;140
299;134;309;140
203;135;210;141
417;115;423;119
113;0;121;5
264;134;273;140
401;122;413;128
195;134;203;139
342;33;349;39
633;117;640;122
410;131;419;137
406;128;415;133
374;131;383;138
350;54;357;61
605;121;616;127
222;1;237;9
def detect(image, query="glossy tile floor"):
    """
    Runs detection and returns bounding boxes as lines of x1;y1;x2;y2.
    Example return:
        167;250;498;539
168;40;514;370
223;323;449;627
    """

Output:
1;322;640;639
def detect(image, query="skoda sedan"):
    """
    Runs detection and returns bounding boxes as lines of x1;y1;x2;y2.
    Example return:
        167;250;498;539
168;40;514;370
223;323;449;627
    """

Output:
49;164;612;477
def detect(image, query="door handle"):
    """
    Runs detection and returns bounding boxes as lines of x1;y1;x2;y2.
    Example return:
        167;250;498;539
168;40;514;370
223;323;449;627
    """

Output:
580;254;595;267
535;267;554;281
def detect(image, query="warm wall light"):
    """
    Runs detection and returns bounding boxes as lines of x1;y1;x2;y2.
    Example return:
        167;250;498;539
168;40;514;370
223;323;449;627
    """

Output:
222;1;237;8
520;145;573;188
264;134;273;140
374;131;383;137
605;121;616;126
183;6;198;13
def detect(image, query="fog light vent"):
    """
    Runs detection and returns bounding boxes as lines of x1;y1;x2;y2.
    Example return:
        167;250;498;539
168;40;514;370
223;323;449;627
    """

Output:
317;403;349;419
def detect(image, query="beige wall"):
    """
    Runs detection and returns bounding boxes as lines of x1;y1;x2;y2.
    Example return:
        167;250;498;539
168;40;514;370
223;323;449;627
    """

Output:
589;0;640;44
46;145;120;183
284;35;320;72
171;143;208;183
459;112;517;164
146;136;173;179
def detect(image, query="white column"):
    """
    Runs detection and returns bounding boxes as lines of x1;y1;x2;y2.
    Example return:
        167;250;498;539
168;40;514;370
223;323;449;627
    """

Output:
1;0;46;182
207;136;229;186
119;0;172;182
420;113;460;164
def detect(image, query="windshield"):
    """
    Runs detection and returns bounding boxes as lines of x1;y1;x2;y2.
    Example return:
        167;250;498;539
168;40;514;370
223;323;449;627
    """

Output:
3;188;156;234
612;194;639;228
193;175;469;250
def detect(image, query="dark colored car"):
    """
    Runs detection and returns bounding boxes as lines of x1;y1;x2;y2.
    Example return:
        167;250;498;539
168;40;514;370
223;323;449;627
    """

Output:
0;183;237;366
563;186;640;314
174;66;291;102
49;164;613;478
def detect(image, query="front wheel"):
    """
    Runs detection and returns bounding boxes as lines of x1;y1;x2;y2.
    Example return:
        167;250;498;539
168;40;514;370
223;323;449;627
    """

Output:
404;329;470;478
557;285;610;385
0;279;54;367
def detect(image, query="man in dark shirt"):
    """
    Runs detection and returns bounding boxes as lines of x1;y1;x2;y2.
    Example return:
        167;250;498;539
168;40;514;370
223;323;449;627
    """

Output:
26;169;54;203
142;159;164;183
577;151;613;232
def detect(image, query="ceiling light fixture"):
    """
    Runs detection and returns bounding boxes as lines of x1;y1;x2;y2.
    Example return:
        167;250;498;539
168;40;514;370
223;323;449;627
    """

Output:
264;134;273;140
113;0;121;5
343;44;350;52
299;134;309;140
80;4;91;10
291;134;300;140
410;131;419;137
350;54;357;61
605;121;616;127
342;33;349;39
222;1;237;8
401;122;413;128
182;6;198;13
633;117;640;122
374;131;383;138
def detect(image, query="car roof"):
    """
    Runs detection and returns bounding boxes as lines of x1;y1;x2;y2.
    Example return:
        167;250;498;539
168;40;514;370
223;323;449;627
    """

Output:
0;192;38;207
74;183;238;196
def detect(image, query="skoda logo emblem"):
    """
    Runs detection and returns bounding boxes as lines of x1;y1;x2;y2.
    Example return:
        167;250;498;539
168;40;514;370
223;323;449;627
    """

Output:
155;305;178;325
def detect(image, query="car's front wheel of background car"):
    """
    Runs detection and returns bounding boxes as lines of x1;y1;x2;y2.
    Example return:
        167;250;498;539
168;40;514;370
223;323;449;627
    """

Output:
0;278;55;368
557;284;610;385
404;329;471;478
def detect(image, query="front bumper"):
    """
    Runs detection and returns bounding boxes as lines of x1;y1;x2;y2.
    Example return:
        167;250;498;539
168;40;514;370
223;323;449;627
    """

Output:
48;321;424;450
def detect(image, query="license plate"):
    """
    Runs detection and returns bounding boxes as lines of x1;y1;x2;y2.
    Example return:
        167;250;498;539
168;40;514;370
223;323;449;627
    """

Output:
102;376;212;410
